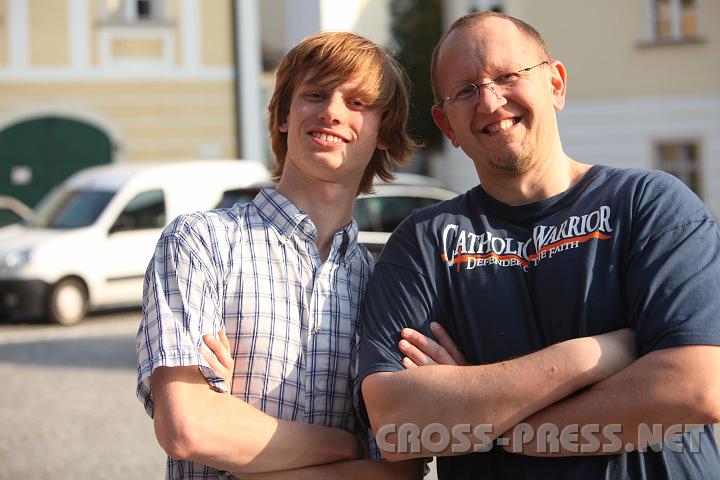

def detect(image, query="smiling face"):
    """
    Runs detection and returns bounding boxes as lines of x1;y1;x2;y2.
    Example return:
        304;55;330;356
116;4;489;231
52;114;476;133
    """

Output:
431;16;567;178
279;72;385;189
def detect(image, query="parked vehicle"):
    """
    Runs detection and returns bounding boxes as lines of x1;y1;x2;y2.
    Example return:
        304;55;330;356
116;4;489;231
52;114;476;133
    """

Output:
0;160;269;325
354;174;458;257
0;195;33;227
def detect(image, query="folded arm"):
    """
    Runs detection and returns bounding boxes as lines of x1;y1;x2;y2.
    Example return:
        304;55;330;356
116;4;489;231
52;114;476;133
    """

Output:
502;344;720;456
151;366;359;475
233;458;424;480
362;329;635;461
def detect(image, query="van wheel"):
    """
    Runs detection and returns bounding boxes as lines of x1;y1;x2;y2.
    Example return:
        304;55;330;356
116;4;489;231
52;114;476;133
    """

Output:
47;278;88;326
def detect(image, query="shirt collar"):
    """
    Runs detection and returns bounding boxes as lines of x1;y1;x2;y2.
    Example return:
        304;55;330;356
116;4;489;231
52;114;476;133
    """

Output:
253;188;361;260
253;188;316;240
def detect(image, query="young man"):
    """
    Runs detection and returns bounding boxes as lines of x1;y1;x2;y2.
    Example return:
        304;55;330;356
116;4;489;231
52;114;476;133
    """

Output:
136;32;423;479
356;12;720;479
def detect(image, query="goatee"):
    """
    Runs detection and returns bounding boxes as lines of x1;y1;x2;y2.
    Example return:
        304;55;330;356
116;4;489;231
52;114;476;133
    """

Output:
486;144;533;175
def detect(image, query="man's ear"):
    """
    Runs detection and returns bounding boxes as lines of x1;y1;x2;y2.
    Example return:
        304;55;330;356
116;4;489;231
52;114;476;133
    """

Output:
431;106;459;148
549;60;568;112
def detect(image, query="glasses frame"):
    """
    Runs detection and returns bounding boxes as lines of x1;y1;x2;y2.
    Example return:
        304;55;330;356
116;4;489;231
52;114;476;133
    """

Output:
435;60;550;110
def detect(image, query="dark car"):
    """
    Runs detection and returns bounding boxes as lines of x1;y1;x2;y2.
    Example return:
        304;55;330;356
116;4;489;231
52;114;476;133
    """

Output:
354;174;457;257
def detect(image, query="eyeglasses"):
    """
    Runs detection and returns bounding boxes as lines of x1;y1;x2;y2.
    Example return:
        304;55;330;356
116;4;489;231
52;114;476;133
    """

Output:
436;61;549;111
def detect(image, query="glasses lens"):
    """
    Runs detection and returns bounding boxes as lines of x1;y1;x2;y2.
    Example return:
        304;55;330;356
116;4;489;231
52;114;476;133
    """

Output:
447;83;478;111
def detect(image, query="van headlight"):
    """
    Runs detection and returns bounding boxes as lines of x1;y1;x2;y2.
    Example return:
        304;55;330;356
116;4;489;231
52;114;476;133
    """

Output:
0;249;32;271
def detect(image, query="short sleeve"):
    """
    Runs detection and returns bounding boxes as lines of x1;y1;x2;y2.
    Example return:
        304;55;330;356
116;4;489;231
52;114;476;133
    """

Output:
352;216;439;427
625;174;720;355
135;215;228;418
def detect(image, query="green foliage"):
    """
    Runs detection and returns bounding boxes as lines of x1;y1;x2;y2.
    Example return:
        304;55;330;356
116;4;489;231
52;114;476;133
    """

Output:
390;0;443;150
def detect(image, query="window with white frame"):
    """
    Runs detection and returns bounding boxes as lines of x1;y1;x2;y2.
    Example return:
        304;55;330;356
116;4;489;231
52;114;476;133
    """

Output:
97;0;174;68
656;141;702;197
650;0;700;42
101;0;166;23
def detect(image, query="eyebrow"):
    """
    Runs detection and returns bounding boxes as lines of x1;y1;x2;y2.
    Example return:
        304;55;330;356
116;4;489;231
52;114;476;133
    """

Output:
301;79;379;101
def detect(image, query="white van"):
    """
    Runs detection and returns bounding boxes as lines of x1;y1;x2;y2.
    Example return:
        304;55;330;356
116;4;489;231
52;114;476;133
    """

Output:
0;160;269;325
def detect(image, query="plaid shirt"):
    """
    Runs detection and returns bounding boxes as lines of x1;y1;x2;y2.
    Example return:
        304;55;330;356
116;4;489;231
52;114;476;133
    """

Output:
136;188;373;479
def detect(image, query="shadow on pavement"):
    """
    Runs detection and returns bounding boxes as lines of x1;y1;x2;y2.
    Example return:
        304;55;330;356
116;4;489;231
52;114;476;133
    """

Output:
0;306;142;325
0;335;137;370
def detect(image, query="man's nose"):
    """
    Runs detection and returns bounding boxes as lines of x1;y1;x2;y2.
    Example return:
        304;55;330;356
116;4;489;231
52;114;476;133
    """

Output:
475;84;508;114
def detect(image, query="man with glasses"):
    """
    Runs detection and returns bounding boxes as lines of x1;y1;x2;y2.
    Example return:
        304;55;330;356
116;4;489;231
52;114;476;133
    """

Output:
355;11;720;479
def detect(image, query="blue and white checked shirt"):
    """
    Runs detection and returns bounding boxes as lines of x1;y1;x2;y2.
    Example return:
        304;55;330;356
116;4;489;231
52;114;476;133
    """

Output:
136;188;374;479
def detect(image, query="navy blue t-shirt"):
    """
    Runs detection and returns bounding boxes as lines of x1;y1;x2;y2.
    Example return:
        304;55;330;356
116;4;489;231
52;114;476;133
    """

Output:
354;165;720;479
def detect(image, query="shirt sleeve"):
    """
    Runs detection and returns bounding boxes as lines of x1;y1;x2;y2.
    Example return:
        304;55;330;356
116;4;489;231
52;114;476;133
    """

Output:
135;214;228;418
352;215;440;427
625;173;720;355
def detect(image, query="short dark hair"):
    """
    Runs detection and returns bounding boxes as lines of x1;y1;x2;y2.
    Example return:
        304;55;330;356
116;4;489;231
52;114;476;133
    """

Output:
430;12;551;103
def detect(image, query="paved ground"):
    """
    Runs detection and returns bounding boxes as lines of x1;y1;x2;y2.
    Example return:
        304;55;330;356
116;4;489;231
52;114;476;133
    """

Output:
0;311;165;480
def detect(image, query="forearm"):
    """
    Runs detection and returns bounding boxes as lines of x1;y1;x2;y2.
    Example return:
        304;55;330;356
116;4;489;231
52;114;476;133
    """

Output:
233;458;423;480
504;345;720;456
363;333;631;459
152;367;357;473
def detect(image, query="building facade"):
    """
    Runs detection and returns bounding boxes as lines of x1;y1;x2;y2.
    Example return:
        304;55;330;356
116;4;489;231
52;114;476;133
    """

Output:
0;0;239;206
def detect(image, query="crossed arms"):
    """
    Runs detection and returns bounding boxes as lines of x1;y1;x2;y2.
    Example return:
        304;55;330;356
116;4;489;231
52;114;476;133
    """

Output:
150;317;720;475
150;332;422;479
362;324;720;460
151;326;640;477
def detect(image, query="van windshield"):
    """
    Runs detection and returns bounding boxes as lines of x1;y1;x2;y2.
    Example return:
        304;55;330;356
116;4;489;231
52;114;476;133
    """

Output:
28;188;115;229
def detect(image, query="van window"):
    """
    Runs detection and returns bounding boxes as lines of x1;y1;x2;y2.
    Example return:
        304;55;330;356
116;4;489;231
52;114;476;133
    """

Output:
110;189;165;233
0;208;23;227
30;189;115;229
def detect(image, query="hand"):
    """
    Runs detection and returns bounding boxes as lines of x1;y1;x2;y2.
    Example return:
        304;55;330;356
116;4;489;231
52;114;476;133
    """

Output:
399;321;467;368
199;330;235;391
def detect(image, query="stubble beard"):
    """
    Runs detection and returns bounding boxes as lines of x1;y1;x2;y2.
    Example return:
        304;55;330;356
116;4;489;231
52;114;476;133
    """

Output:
485;143;534;176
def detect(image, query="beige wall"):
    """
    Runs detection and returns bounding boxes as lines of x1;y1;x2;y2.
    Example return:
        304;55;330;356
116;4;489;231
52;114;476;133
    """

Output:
511;1;720;99
110;38;164;58
201;0;233;66
0;81;236;161
29;0;69;66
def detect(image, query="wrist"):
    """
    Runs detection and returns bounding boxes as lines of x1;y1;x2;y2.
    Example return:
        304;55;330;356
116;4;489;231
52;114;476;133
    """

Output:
334;430;361;461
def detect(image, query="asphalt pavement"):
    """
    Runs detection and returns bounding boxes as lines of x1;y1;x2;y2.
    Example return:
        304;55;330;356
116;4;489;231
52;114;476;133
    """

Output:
0;311;165;480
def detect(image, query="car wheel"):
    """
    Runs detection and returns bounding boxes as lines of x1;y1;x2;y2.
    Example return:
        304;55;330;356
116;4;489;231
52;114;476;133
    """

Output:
47;278;88;326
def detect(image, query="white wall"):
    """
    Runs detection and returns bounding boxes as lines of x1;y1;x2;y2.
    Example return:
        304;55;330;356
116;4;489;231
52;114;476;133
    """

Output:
560;93;720;217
